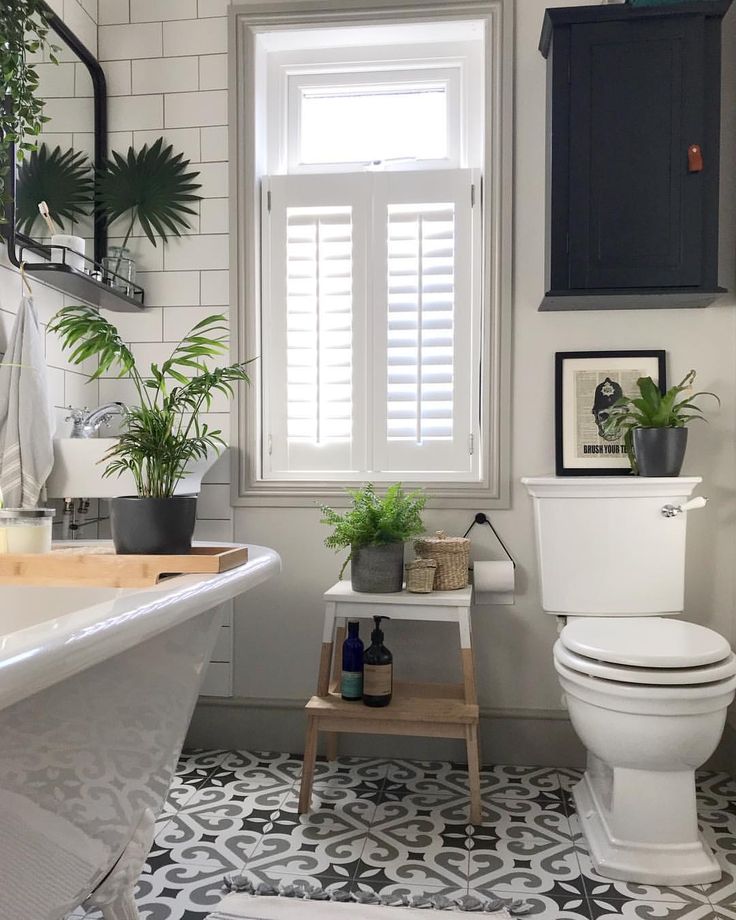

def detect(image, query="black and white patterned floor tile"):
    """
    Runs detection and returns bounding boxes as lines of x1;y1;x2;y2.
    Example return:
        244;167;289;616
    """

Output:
164;750;230;815
70;753;736;920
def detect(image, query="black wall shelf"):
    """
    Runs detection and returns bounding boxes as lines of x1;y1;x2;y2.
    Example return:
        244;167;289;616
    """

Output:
17;262;145;313
12;237;145;312
2;0;146;313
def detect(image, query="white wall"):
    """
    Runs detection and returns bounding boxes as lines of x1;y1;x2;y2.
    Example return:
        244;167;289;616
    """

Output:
205;0;736;762
100;0;736;761
5;0;734;762
227;0;736;756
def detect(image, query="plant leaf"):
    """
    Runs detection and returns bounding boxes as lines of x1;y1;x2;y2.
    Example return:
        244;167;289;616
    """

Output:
96;138;202;246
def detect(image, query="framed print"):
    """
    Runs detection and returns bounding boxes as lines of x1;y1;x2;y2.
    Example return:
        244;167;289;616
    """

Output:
555;351;666;476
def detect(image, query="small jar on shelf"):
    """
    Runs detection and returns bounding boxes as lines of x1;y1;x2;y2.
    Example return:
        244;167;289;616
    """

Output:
102;246;136;297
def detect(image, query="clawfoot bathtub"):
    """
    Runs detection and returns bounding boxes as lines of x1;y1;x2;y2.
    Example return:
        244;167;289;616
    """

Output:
0;543;280;920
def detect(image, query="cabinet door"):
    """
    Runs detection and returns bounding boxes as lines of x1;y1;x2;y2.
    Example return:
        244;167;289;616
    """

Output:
568;16;705;289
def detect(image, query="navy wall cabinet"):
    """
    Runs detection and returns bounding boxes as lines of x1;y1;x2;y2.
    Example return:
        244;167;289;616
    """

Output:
539;1;732;311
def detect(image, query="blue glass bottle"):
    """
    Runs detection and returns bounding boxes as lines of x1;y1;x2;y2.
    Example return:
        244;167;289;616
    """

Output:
341;619;364;700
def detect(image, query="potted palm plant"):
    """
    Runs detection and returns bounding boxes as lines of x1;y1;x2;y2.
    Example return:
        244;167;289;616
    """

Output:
604;370;719;476
49;305;251;554
321;483;426;592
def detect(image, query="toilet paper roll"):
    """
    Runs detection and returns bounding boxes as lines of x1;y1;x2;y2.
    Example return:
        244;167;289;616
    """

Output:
473;560;515;605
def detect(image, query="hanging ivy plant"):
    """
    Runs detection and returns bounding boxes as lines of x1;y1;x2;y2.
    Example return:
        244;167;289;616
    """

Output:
0;0;60;219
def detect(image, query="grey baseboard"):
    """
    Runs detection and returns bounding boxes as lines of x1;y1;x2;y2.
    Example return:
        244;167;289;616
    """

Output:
187;696;586;766
187;696;736;774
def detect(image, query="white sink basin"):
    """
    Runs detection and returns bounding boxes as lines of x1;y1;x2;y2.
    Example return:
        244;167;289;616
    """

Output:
46;439;224;498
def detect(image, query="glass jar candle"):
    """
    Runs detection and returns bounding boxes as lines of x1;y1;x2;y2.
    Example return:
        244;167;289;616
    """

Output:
0;508;55;554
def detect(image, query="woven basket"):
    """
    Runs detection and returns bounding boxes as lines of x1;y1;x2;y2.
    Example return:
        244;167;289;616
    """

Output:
413;531;470;590
405;558;437;593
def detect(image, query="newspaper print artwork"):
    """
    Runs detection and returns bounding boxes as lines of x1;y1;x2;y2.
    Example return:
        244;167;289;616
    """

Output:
555;351;666;475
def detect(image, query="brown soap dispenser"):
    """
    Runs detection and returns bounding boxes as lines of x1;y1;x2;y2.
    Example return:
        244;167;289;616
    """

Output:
362;615;393;707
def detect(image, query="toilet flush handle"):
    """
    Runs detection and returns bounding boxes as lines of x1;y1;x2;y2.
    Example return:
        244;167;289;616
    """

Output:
661;496;708;518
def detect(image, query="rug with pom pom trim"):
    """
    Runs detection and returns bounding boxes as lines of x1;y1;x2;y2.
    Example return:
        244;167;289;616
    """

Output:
207;894;514;919
206;877;531;919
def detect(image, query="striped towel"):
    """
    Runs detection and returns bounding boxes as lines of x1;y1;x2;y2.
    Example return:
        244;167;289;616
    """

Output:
0;295;55;507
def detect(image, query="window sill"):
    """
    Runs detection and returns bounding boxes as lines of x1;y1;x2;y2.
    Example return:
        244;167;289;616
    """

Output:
230;475;511;510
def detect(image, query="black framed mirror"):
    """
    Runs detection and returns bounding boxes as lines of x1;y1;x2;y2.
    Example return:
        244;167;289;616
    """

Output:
2;1;122;301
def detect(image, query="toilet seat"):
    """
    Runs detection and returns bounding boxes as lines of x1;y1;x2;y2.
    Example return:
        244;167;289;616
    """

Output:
554;640;736;686
560;616;731;668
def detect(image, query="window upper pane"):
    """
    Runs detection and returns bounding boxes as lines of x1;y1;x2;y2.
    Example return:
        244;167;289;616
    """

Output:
298;84;448;165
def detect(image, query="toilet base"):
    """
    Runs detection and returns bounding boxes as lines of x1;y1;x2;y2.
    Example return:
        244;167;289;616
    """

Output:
573;771;721;885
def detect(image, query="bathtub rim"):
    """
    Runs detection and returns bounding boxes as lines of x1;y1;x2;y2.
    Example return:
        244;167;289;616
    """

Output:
0;542;281;712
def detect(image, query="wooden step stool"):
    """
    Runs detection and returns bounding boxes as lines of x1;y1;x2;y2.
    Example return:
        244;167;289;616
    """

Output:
297;581;482;824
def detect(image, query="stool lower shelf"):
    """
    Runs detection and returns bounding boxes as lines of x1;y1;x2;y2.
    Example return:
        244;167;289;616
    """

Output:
305;682;478;737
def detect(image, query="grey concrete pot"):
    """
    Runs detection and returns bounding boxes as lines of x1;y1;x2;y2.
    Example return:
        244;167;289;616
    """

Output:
633;427;688;477
351;542;405;593
111;495;197;554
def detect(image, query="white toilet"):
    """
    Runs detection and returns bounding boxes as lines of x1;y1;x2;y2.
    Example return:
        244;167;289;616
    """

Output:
522;476;736;886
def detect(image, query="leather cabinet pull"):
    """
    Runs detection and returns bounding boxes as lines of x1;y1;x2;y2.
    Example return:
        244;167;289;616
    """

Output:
688;144;704;173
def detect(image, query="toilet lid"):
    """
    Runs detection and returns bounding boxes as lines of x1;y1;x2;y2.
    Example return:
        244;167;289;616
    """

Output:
554;640;736;686
560;617;732;668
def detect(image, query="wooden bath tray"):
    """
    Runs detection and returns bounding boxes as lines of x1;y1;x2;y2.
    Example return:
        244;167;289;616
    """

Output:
0;544;249;587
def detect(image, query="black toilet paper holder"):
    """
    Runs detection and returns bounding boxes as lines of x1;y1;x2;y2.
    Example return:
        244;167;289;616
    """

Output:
463;512;516;568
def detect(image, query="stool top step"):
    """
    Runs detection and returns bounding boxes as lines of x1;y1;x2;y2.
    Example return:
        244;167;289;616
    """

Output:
324;581;473;606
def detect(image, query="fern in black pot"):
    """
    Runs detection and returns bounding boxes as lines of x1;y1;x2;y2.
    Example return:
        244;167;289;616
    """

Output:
49;306;251;554
603;370;719;476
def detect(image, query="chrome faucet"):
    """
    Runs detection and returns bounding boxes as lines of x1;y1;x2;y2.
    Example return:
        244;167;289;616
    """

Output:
66;402;128;438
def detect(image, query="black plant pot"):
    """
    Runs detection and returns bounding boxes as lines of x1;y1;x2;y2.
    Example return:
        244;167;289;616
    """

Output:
633;427;688;477
110;495;197;555
351;542;405;593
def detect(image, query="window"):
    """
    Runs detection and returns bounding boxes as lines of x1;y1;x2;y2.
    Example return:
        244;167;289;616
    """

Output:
232;0;512;506
262;169;480;480
297;82;449;165
285;65;463;171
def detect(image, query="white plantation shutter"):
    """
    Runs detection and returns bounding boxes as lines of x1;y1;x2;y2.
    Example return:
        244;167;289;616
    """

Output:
386;204;456;441
285;208;353;444
262;170;479;481
263;175;368;477
373;170;478;477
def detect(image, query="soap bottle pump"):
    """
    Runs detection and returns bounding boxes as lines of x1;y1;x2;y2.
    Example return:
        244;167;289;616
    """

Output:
341;618;364;701
362;615;393;707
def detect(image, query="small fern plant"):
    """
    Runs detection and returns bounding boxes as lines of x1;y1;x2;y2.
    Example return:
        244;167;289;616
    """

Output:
321;483;427;578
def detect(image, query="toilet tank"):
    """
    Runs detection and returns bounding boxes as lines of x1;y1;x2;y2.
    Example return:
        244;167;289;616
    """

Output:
521;477;703;615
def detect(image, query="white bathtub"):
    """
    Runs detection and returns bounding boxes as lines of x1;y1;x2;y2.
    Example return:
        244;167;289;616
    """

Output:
0;543;280;920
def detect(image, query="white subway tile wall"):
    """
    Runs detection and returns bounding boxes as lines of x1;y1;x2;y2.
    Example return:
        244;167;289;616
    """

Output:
98;2;234;694
98;0;129;26
99;23;163;60
0;0;101;464
0;0;235;697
